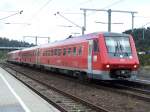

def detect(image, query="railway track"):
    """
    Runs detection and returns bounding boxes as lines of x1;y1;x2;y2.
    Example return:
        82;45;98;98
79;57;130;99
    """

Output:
1;62;150;112
110;80;150;96
1;63;109;112
92;80;150;102
2;63;150;101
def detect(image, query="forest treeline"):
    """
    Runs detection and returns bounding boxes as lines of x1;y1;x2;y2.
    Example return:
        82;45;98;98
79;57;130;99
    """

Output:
0;37;35;47
124;28;150;65
1;28;150;50
124;27;150;51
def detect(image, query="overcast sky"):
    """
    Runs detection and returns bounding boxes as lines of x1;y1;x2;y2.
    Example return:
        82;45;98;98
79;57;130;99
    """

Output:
0;0;150;45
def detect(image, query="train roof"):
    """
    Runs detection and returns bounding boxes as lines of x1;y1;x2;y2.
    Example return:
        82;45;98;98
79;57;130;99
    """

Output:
103;32;129;37
39;32;130;48
39;32;98;48
15;32;130;51
8;50;21;54
20;45;39;51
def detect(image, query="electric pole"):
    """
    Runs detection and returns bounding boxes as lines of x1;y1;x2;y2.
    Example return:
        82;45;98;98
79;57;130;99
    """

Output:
80;8;137;32
23;36;50;45
54;12;85;35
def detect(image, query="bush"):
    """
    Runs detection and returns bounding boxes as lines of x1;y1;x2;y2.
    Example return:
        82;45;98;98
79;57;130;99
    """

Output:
138;54;150;66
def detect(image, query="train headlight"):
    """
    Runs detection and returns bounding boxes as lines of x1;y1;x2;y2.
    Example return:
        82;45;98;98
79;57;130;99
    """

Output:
129;56;133;59
133;65;137;68
106;64;110;68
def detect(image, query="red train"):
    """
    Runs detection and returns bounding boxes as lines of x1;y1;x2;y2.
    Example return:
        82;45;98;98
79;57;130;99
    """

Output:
7;32;139;80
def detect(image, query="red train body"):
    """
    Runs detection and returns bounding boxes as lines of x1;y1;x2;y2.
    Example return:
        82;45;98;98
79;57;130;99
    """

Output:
7;32;139;80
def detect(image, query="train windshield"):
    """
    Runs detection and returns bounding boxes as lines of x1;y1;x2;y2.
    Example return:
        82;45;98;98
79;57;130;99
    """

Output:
105;36;132;58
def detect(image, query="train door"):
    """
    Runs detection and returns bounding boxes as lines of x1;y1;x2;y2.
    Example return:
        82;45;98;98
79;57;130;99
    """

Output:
36;48;40;65
92;39;100;68
88;40;93;77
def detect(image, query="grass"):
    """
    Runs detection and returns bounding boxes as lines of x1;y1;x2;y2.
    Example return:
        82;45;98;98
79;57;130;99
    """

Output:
0;50;8;61
138;54;150;66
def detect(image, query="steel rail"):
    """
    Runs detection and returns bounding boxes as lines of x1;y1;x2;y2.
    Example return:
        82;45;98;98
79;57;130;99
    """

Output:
1;64;110;112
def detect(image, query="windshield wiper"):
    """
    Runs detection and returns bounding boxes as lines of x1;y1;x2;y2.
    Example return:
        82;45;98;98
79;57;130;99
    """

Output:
114;42;120;56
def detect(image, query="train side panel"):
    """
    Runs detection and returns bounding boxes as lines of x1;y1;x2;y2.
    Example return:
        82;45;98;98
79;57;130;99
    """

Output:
39;42;89;72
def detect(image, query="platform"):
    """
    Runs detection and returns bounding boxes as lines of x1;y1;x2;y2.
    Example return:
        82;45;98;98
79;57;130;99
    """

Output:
0;67;60;112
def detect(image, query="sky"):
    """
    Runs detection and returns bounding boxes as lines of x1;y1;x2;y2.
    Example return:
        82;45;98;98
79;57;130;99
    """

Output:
0;0;150;45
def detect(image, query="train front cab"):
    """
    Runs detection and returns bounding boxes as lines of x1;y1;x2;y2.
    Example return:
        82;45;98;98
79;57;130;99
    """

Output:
87;33;139;80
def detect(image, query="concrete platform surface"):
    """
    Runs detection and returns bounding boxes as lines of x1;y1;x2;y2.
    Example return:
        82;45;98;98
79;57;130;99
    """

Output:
0;67;60;112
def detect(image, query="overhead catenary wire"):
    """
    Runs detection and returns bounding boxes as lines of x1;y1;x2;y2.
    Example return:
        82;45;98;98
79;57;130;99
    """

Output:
54;12;85;35
0;10;23;21
102;0;125;9
78;0;93;6
28;0;53;22
86;0;125;17
54;0;126;36
80;8;137;32
18;0;53;43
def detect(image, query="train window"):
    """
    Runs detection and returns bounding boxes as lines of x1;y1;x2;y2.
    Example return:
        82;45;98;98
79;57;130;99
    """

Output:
48;50;50;56
43;51;45;56
51;49;53;56
58;49;62;56
93;39;99;52
54;49;58;55
34;51;36;56
49;50;51;56
73;47;76;56
78;46;82;56
46;50;49;56
68;48;71;56
44;51;46;56
46;51;48;56
88;44;92;55
37;50;40;56
63;48;66;56
45;51;47;56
